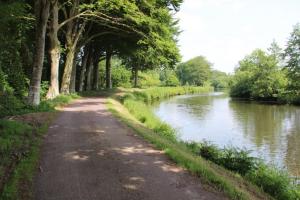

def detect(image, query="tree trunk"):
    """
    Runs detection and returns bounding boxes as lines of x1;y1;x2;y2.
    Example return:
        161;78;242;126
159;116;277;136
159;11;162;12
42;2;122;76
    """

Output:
86;53;94;91
60;1;85;94
46;0;60;99
28;0;50;106
70;56;77;93
79;46;90;92
92;56;99;90
133;66;138;88
60;47;75;94
105;48;112;89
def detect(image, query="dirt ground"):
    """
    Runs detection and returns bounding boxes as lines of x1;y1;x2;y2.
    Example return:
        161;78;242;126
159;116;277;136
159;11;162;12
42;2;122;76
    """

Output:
34;98;227;200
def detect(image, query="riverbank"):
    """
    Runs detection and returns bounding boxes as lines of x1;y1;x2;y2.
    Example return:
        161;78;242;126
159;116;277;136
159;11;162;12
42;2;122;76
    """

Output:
107;86;270;200
108;87;300;200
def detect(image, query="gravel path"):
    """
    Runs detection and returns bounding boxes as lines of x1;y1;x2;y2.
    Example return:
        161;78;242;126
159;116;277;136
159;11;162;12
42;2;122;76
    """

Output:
34;98;226;200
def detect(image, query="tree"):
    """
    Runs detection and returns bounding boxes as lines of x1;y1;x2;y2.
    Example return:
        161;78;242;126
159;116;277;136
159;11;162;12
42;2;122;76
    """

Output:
46;0;60;99
160;69;180;86
284;23;300;92
0;1;32;98
230;49;287;100
176;56;212;86
210;70;229;90
28;0;50;105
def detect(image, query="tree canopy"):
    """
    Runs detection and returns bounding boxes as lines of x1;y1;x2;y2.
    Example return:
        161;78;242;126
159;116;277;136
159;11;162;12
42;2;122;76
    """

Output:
0;0;183;106
176;56;212;86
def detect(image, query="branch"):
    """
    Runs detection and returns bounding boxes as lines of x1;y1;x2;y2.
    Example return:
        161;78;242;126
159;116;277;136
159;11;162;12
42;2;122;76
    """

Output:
58;11;88;30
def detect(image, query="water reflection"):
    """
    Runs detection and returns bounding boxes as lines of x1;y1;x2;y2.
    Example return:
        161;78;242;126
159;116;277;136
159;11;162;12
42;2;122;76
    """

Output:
153;93;300;176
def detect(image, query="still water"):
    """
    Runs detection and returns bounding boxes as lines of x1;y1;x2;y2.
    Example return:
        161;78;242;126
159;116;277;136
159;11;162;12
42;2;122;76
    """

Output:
153;92;300;176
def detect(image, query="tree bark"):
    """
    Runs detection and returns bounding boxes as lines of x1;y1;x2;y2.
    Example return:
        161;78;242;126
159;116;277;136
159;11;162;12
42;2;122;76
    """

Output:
92;55;99;90
46;0;60;99
79;46;90;92
86;52;94;91
70;55;77;93
105;47;112;89
60;0;85;94
61;47;75;94
28;0;50;106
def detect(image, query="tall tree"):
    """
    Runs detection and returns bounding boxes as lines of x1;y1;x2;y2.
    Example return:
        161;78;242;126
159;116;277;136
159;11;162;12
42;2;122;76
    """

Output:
176;56;211;86
28;0;50;105
284;23;300;91
46;0;60;99
60;0;86;94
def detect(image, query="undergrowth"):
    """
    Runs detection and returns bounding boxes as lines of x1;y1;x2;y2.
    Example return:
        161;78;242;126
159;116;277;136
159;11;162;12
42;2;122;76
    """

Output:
0;119;49;200
0;93;79;118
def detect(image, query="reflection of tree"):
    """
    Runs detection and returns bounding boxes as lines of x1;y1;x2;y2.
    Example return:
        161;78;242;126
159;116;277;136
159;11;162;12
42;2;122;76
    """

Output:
285;109;300;176
229;101;295;153
176;94;224;119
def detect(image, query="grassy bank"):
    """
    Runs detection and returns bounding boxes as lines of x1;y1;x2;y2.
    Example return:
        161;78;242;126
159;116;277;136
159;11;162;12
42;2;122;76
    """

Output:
107;86;274;200
108;86;300;200
0;94;79;199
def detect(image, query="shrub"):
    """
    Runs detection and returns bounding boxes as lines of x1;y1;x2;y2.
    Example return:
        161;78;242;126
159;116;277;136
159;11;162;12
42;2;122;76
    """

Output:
0;93;25;118
112;66;131;88
138;71;161;88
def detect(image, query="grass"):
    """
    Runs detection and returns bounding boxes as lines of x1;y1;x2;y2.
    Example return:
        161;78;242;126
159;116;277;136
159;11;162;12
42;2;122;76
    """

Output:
0;119;52;200
0;93;78;199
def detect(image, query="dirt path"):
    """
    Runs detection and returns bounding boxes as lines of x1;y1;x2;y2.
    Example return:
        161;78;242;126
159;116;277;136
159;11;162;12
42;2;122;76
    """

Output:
34;98;226;200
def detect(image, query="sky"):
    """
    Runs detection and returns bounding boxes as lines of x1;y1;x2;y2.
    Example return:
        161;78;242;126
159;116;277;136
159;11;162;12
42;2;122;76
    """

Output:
176;0;300;73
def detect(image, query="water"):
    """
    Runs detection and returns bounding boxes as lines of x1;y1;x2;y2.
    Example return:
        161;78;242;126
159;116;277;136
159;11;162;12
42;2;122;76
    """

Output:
153;92;300;176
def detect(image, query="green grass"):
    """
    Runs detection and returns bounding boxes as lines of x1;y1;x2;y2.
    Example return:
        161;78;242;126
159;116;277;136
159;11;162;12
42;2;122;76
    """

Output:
0;120;50;200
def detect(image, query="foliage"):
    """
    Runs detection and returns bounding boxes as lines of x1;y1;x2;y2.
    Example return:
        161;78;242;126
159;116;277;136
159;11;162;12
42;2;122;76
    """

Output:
160;69;180;86
176;56;212;86
210;70;230;90
246;164;300;200
0;118;50;200
284;23;300;92
111;66;132;88
0;1;33;98
187;141;258;175
185;141;300;200
229;49;287;100
138;71;161;88
40;81;49;100
0;94;79;118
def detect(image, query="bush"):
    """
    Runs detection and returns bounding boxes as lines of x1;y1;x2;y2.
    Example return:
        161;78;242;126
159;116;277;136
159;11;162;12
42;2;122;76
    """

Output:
185;141;300;199
0;93;25;118
138;71;161;88
112;66;131;88
220;148;257;175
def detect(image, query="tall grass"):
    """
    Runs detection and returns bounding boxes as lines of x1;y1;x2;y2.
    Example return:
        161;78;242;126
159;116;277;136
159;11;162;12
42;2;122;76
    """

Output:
185;142;300;200
122;86;212;104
